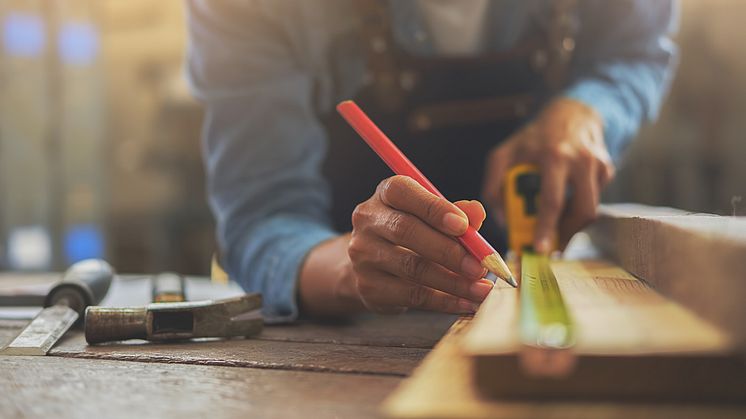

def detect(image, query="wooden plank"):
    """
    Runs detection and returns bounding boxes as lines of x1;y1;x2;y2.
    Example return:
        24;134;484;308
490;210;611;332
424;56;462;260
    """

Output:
586;204;746;357
461;259;743;401
48;331;427;376
258;311;456;349
0;275;455;348
1;314;443;375
0;356;399;419
383;317;746;419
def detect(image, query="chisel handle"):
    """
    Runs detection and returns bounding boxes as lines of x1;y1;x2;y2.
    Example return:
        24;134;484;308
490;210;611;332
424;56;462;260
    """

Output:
45;259;115;316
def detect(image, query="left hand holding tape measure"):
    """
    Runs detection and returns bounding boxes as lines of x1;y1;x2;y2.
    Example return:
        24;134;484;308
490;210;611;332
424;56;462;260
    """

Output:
482;98;616;252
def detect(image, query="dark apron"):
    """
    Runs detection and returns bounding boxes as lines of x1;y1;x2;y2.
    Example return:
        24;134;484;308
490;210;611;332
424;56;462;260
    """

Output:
322;1;577;253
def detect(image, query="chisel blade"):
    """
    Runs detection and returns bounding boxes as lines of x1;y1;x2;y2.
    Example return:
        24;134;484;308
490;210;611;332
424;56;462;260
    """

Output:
0;305;78;356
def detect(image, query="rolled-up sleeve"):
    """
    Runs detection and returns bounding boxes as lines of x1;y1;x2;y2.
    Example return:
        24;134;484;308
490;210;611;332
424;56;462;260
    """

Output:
563;0;678;159
186;0;336;322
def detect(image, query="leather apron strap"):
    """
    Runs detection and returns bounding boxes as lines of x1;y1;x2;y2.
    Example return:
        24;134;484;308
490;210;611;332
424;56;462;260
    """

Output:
321;1;579;249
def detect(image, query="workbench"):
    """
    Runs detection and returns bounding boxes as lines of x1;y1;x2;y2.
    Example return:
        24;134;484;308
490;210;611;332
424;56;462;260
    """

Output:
0;275;455;419
2;231;745;419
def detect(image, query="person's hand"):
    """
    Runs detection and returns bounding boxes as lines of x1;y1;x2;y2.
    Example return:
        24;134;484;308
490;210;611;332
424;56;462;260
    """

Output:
481;98;615;252
346;175;494;314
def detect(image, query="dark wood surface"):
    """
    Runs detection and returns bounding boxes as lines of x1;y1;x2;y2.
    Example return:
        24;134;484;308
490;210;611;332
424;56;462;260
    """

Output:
0;356;401;419
0;276;457;418
49;332;429;376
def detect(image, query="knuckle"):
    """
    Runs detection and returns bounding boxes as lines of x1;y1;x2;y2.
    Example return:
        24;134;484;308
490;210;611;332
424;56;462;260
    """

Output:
402;254;429;281
439;241;463;268
351;204;364;228
545;144;572;161
347;237;364;262
378;175;407;206
408;286;430;308
351;202;372;229
424;196;446;223
387;212;416;242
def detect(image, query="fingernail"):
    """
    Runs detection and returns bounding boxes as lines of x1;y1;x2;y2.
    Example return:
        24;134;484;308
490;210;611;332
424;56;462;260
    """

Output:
458;299;480;314
469;280;493;300
461;256;487;278
443;212;468;235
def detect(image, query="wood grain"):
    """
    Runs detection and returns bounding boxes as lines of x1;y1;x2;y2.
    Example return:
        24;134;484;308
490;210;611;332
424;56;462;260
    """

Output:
15;311;449;376
461;259;743;401
258;311;457;349
0;356;399;419
383;317;746;419
49;331;427;376
586;204;746;358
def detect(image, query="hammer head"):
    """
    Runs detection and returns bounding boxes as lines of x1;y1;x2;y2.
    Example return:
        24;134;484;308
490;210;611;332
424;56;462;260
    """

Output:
85;293;263;344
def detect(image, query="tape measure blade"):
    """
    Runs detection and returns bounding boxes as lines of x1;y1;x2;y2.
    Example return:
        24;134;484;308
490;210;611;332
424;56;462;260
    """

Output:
0;305;78;355
519;252;574;349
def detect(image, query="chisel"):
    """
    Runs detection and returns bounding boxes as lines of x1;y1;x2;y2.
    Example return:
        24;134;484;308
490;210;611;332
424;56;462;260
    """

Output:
0;259;114;355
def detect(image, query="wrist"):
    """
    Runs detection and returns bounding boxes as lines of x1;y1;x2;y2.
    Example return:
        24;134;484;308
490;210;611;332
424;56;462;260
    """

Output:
548;97;604;131
298;233;364;317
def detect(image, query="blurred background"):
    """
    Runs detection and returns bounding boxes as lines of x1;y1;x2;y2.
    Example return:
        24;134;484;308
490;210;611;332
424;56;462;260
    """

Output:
0;0;743;275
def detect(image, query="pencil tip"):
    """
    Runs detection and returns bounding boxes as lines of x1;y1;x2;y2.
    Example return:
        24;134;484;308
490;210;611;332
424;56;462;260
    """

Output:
481;253;517;288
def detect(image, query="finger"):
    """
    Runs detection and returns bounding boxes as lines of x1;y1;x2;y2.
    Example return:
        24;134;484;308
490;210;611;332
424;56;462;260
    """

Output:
373;210;487;279
589;130;615;187
378;176;469;236
598;159;616;188
559;167;599;248
535;158;569;254
358;271;480;314
481;146;513;226
367;241;493;302
454;200;486;230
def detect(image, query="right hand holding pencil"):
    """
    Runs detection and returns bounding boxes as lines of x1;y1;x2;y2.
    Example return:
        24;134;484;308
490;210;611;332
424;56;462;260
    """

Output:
346;175;494;314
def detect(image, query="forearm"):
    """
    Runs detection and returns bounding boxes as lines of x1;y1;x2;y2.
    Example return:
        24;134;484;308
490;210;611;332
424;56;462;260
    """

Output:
298;233;366;318
223;215;337;322
565;0;678;159
563;60;673;159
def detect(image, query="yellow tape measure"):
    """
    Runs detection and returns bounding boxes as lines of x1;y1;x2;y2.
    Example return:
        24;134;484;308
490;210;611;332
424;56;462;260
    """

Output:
519;252;574;349
505;164;574;350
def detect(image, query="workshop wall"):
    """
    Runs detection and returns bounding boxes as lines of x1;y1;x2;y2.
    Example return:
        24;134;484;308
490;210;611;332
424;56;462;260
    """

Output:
0;0;212;274
0;0;742;274
605;0;746;216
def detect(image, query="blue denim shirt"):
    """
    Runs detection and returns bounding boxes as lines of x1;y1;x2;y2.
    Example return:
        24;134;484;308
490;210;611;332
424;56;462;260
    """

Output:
186;0;678;322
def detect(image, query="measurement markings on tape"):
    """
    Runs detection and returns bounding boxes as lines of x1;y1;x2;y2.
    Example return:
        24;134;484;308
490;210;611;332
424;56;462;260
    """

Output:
519;252;575;350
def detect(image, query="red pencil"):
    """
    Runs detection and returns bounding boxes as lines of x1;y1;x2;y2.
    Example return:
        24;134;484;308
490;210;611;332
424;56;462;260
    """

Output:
337;100;517;287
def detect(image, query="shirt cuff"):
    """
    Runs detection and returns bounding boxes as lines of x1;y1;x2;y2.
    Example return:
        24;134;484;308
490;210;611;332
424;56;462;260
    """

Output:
562;79;637;161
229;215;337;323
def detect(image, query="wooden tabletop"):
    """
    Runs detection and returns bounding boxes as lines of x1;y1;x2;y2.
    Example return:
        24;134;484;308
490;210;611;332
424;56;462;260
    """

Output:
0;275;457;419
